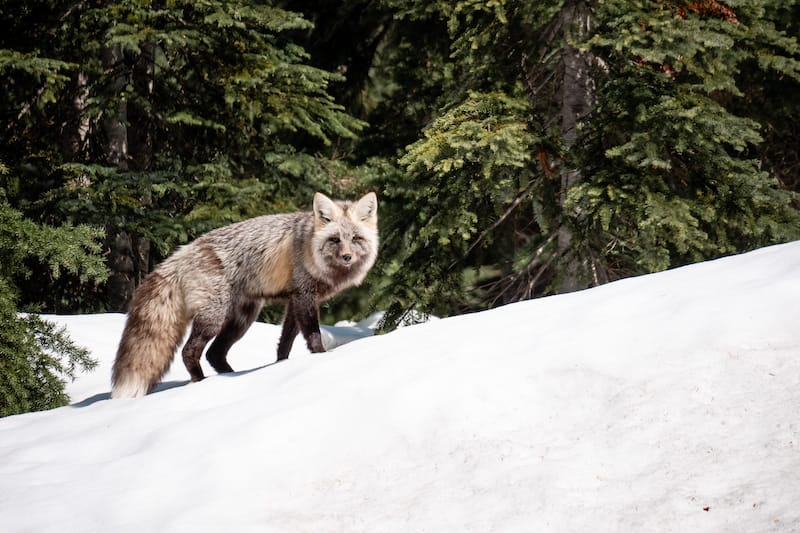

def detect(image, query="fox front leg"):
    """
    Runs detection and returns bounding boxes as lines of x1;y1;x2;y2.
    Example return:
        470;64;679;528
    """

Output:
298;305;325;354
277;300;299;361
276;295;324;359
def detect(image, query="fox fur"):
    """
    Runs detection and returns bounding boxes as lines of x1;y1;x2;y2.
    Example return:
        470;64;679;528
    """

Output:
111;192;378;398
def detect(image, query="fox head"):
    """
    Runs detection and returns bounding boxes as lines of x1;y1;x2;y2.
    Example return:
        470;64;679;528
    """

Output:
310;192;379;281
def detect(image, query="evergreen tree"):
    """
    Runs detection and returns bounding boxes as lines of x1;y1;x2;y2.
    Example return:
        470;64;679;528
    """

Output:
0;165;106;417
341;0;800;325
1;0;365;312
574;0;800;275
363;0;604;324
2;0;799;336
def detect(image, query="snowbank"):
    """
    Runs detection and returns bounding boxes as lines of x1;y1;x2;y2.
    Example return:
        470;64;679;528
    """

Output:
1;242;799;532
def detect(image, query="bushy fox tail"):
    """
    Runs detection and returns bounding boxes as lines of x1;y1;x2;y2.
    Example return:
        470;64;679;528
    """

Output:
111;271;189;398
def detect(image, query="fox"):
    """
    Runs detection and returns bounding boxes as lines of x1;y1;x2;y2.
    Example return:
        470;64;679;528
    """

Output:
111;191;378;398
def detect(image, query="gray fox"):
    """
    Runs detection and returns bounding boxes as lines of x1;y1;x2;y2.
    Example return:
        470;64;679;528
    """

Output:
111;192;378;398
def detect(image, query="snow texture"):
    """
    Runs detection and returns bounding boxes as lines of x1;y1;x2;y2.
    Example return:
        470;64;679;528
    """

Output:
1;241;799;532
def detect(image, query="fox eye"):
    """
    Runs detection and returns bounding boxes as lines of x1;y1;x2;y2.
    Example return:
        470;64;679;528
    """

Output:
352;235;362;243
329;236;341;244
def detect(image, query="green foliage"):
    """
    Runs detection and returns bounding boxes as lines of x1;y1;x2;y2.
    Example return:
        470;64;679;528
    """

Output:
2;0;800;334
574;0;800;273
0;300;98;417
378;91;543;323
362;0;800;325
68;0;364;204
1;0;367;312
0;197;107;284
0;186;104;416
0;49;74;106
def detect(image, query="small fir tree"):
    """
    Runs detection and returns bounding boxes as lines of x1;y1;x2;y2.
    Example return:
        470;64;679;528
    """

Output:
0;174;106;416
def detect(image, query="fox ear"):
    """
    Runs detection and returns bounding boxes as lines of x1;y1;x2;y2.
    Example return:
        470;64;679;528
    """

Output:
313;192;341;225
354;192;378;223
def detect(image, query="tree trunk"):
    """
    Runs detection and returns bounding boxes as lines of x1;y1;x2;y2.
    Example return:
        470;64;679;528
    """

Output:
129;40;155;171
126;40;156;291
102;43;128;169
102;42;135;311
555;0;593;293
60;71;90;162
104;37;158;311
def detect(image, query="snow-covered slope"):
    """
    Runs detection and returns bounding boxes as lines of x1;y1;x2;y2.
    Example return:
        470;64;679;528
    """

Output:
2;242;799;532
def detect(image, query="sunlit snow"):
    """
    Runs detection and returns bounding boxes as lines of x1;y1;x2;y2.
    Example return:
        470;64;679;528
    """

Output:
2;242;799;532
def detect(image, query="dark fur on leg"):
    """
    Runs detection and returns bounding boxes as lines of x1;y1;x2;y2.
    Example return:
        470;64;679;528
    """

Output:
182;320;221;382
277;300;299;360
276;294;324;359
293;294;325;353
206;300;263;373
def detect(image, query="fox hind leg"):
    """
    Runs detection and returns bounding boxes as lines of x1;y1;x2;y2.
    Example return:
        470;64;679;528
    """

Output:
182;318;222;382
206;300;263;373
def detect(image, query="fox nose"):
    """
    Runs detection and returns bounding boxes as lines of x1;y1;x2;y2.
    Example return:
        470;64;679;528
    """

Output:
342;253;352;262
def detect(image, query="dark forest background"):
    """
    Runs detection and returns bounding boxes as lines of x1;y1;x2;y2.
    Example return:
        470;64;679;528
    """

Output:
2;0;799;414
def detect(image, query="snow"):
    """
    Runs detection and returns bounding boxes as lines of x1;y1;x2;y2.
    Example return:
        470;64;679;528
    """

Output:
2;241;800;532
